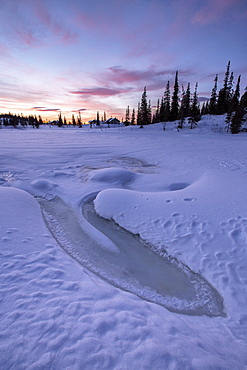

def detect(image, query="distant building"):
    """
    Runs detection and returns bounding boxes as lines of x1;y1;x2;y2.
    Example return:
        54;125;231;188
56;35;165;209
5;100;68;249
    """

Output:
88;119;100;125
88;117;120;126
104;118;120;125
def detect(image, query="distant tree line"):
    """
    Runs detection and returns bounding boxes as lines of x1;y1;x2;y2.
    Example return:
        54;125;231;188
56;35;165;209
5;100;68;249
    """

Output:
59;112;83;127
0;113;43;128
125;62;247;134
0;112;84;129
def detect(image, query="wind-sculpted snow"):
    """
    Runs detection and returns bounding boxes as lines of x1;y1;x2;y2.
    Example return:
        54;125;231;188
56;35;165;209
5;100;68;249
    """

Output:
88;167;135;185
1;120;247;368
38;195;224;317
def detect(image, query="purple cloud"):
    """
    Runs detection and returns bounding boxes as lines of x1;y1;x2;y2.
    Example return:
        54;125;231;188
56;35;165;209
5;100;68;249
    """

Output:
34;1;78;45
71;108;87;112
14;28;41;47
95;66;195;93
106;66;163;84
192;0;240;25
74;9;98;31
32;107;60;112
70;87;128;97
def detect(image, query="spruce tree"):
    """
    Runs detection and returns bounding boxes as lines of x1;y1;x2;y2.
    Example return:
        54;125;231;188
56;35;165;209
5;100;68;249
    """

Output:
178;83;190;128
38;115;43;126
153;99;160;123
164;82;171;121
72;114;76;126
58;113;63;127
96;111;100;126
217;61;231;114
160;81;170;122
125;105;130;125
230;87;247;134
28;115;34;127
139;87;151;125
225;110;232;132
170;71;179;121
231;75;241;112
159;97;165;122
188;83;200;128
131;109;136;125
137;102;141;126
228;72;234;105
12;115;18;128
77;111;82;127
178;85;186;129
185;83;191;116
148;100;152;124
225;75;241;131
209;74;218;115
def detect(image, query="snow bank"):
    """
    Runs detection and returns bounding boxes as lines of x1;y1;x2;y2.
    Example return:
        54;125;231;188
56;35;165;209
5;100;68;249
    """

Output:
94;172;247;322
0;187;49;253
89;167;135;185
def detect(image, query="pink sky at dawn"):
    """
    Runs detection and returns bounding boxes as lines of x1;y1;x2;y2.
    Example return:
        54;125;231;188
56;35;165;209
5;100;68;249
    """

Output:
0;0;246;122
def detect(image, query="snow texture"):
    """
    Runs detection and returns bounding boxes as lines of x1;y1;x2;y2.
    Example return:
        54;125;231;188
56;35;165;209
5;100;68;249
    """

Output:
1;117;247;369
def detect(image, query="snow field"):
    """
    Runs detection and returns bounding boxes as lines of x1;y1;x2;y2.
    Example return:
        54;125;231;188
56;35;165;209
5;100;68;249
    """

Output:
0;117;247;368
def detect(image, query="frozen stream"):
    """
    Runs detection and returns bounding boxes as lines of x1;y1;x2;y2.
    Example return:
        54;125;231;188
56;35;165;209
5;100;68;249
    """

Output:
38;195;224;317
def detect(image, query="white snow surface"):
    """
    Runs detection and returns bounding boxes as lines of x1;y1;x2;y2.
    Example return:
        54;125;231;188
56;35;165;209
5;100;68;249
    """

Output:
1;117;247;369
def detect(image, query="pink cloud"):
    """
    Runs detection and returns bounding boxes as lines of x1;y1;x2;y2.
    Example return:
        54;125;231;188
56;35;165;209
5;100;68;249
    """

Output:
73;2;121;35
96;66;193;92
92;66;172;90
106;66;164;84
75;11;98;32
70;87;128;97
34;1;78;45
15;28;41;47
71;108;87;112
192;0;240;25
32;107;60;112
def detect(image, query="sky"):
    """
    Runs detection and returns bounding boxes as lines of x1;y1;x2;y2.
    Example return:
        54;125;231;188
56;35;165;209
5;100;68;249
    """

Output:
0;0;246;122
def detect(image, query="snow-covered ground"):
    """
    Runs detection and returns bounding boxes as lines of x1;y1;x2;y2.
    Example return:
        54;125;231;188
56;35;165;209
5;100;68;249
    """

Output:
0;116;247;369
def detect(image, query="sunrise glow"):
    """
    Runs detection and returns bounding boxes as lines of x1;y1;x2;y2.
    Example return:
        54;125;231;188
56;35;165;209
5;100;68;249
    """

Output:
0;0;246;122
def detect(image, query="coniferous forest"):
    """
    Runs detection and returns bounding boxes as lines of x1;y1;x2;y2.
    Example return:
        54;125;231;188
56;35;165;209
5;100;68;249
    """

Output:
128;61;246;134
1;62;247;134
